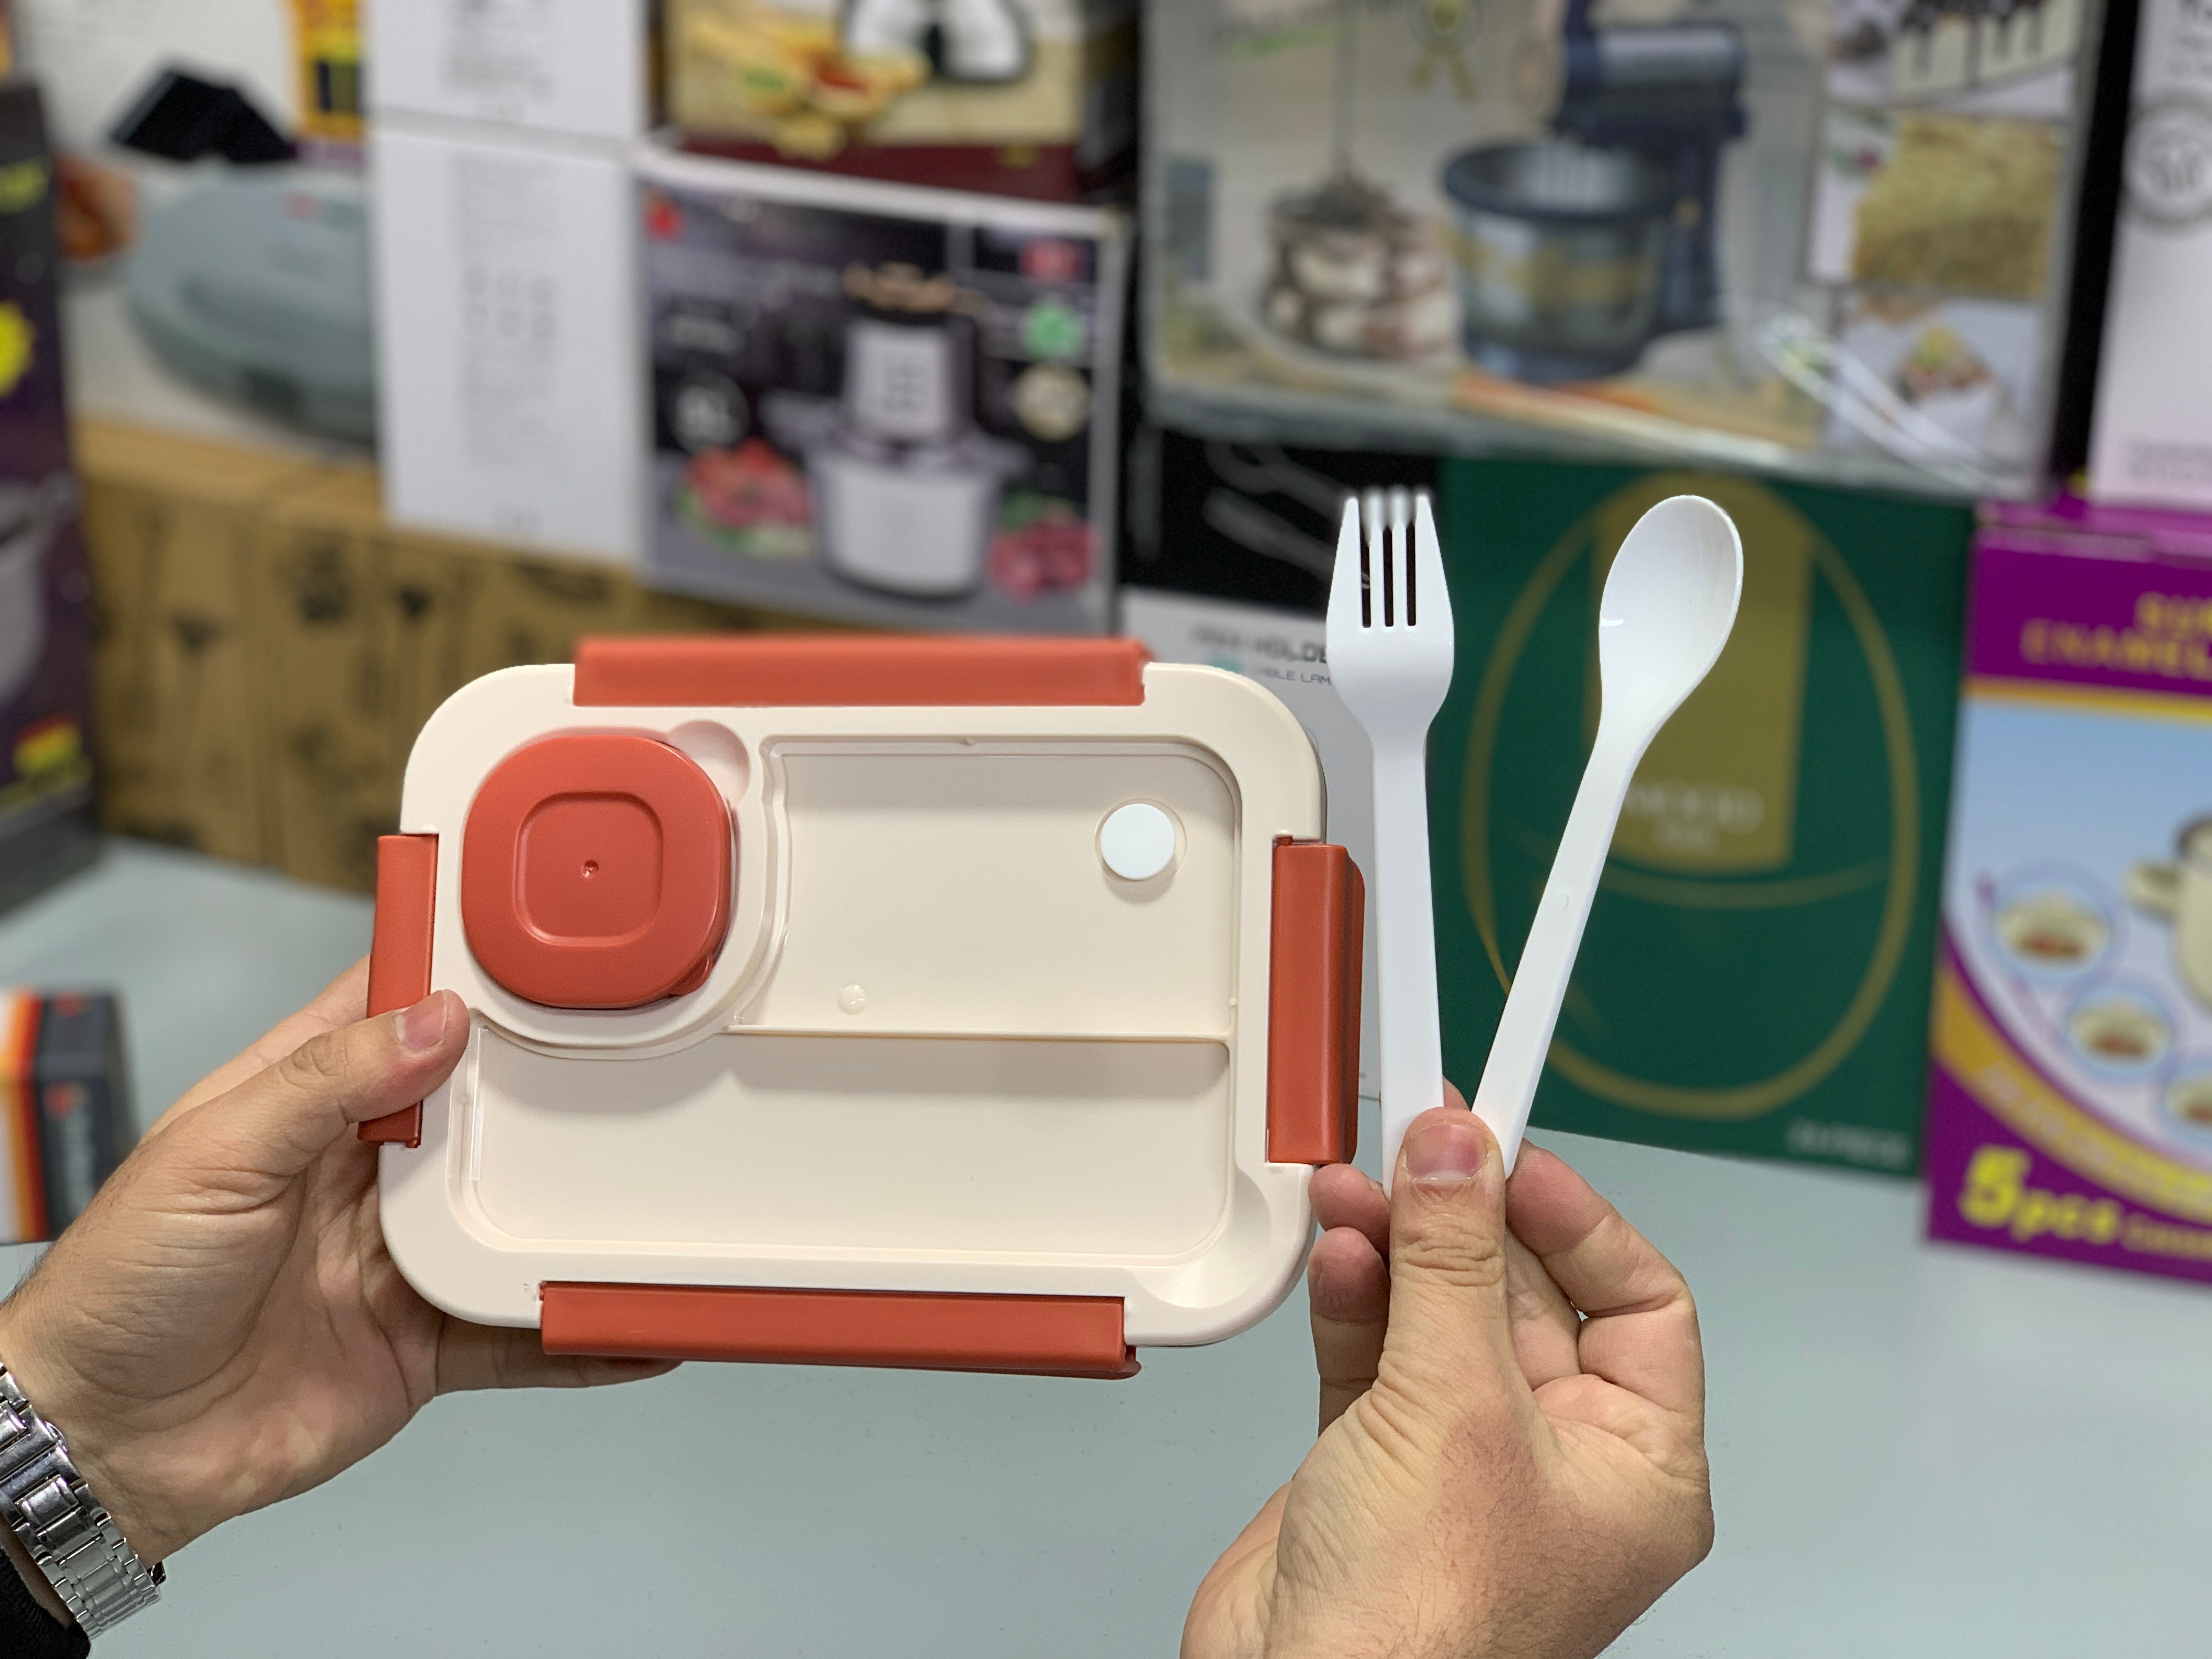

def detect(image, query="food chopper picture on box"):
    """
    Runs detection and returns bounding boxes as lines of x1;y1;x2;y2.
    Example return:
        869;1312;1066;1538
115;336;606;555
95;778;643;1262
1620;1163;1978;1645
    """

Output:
641;151;1125;633
1146;0;2104;498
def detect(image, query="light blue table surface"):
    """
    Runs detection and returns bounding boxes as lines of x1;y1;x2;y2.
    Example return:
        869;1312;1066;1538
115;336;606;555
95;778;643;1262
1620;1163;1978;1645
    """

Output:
0;842;2205;1656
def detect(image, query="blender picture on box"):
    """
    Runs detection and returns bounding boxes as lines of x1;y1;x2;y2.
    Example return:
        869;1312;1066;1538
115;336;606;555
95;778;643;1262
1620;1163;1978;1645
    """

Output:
641;151;1125;633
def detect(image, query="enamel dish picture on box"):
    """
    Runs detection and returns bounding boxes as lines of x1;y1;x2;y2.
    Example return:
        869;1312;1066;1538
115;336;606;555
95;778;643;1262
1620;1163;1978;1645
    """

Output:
364;636;1361;1377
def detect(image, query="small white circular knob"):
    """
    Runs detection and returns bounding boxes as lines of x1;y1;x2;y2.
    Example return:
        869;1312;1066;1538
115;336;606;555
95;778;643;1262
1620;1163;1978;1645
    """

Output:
1099;802;1178;882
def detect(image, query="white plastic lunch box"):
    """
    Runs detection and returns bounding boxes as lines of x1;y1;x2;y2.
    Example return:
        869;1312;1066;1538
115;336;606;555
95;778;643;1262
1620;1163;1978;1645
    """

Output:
366;636;1363;1379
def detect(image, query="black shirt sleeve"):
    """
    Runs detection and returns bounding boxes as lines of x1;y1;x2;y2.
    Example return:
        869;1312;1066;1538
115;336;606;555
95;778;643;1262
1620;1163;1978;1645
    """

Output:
0;1544;88;1658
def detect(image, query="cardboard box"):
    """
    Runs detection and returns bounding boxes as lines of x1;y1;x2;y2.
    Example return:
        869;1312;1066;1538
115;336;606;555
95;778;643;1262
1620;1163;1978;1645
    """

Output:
1431;457;1971;1172
0;991;134;1244
640;149;1126;632
365;0;647;139
1925;501;2212;1280
76;423;297;864
666;0;1136;202
0;81;98;917
1147;0;2112;500
2085;0;2212;508
370;117;646;566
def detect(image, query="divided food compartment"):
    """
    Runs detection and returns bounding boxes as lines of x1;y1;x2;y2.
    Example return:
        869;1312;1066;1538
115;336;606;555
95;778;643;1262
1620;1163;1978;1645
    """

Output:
369;637;1363;1378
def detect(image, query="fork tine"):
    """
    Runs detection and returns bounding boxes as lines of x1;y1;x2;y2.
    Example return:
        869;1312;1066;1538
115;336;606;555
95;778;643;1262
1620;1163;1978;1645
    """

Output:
1390;487;1413;627
1363;488;1384;628
1327;496;1365;635
1412;489;1452;640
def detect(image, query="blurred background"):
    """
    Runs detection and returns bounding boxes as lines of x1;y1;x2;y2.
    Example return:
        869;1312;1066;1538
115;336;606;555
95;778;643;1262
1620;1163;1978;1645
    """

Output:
2;0;2210;1651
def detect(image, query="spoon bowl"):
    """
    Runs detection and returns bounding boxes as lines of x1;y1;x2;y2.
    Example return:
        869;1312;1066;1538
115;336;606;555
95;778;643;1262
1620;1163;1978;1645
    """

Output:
1598;495;1743;733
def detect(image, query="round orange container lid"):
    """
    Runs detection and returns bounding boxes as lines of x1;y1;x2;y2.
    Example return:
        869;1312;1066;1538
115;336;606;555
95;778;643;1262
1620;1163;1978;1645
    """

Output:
461;733;733;1009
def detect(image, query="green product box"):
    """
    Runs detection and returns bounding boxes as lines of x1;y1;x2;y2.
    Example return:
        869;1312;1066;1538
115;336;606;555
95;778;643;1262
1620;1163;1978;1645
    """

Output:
1432;458;1971;1173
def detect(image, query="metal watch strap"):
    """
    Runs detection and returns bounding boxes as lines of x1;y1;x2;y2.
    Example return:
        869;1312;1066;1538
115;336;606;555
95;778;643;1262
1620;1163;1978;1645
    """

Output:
0;1364;160;1639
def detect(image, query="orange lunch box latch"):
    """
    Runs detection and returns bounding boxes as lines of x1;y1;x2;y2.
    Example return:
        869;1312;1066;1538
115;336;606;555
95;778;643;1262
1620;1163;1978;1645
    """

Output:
361;833;439;1148
572;634;1151;708
539;1284;1142;1379
1267;839;1364;1166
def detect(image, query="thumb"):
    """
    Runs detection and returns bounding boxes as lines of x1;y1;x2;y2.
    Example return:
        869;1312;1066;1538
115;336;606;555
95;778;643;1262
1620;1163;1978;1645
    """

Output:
160;992;469;1204
1379;1104;1525;1401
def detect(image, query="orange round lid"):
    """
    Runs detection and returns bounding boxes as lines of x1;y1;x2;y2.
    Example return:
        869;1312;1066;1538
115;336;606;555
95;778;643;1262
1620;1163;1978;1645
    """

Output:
461;733;733;1010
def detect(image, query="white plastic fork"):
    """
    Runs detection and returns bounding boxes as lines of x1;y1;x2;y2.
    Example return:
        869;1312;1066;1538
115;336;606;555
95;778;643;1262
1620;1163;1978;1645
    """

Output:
1325;487;1454;1188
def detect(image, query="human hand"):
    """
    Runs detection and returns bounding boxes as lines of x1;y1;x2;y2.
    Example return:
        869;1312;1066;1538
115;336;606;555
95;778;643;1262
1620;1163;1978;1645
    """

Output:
0;962;672;1588
1186;1099;1712;1659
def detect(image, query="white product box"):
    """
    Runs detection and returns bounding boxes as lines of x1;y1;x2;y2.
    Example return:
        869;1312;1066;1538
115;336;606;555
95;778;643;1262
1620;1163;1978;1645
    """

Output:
2086;0;2212;508
370;116;644;564
1121;586;1381;1139
364;0;648;141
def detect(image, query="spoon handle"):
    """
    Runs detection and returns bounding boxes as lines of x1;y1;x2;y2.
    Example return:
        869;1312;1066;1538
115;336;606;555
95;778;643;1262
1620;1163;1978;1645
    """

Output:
1469;720;1647;1173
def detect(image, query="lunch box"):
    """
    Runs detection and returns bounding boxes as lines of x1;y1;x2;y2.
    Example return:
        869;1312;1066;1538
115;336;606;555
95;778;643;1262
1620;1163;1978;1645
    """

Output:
366;636;1362;1378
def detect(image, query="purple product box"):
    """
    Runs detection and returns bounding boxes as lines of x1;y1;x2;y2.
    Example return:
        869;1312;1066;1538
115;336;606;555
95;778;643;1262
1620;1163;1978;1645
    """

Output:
0;80;95;916
1927;500;2212;1282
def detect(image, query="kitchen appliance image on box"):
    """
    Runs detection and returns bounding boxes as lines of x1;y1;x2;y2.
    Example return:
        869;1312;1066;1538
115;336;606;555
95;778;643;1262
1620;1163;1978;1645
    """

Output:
1439;0;1746;383
665;0;1137;201
11;2;378;457
764;313;1030;596
126;165;375;445
1923;501;2212;1284
362;635;1363;1374
1429;455;1970;1172
1148;0;2109;499
641;149;1126;633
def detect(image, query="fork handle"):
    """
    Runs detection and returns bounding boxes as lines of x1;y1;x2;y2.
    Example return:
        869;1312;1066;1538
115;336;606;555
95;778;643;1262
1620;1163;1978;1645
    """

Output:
1372;739;1444;1188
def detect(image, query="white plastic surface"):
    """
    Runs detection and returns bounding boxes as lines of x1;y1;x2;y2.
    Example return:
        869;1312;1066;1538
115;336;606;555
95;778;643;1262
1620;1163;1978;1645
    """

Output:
379;662;1328;1346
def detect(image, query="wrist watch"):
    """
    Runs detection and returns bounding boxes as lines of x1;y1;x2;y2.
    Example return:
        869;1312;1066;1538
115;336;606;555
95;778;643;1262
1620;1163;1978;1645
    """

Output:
0;1364;161;1638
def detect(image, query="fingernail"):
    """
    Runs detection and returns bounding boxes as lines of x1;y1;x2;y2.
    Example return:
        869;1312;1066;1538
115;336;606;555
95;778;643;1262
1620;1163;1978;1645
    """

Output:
1404;1117;1485;1187
396;993;449;1053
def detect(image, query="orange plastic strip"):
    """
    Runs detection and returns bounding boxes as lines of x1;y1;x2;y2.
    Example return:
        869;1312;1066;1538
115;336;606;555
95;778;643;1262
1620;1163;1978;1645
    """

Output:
540;1283;1141;1379
1;995;46;1242
360;834;438;1147
1267;840;1364;1166
573;635;1149;709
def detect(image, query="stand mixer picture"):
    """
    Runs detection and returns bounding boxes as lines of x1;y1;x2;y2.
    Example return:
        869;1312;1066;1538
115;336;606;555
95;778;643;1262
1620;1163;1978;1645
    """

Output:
1442;0;1747;381
766;285;1027;599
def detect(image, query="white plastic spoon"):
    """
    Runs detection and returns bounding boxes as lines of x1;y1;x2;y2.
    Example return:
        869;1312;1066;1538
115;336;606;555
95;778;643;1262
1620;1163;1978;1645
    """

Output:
1469;495;1743;1173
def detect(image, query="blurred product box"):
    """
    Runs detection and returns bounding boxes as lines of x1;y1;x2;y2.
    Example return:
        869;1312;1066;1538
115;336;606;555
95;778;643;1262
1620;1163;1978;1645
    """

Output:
639;148;1126;632
1146;0;2111;500
13;0;372;456
365;0;648;139
0;81;97;917
75;420;798;893
1926;500;2212;1282
2085;0;2212;509
370;118;647;566
0;991;133;1245
1431;457;1970;1172
665;0;1136;202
